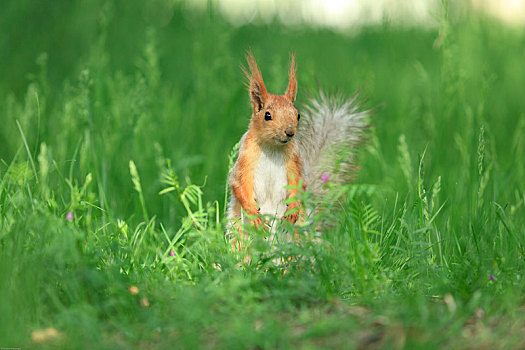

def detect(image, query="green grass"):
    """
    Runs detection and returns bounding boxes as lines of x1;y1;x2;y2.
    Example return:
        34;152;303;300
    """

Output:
1;1;525;348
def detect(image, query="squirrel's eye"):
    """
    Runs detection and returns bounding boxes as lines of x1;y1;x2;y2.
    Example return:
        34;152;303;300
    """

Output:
264;111;272;121
297;113;300;121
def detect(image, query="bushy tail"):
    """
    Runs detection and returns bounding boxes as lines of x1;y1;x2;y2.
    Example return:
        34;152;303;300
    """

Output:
296;91;369;198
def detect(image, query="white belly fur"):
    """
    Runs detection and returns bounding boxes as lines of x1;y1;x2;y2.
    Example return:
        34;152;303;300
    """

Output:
253;146;288;218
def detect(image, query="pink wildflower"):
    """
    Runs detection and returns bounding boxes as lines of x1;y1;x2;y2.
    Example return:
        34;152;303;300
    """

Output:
321;173;329;183
170;250;176;257
66;211;74;221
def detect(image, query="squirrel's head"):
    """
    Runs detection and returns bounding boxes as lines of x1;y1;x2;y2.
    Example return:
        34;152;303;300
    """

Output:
244;51;300;146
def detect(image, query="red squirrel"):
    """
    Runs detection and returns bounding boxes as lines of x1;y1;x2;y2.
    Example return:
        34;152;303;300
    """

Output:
227;52;368;249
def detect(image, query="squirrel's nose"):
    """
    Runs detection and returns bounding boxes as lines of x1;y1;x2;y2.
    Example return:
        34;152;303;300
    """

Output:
285;128;295;137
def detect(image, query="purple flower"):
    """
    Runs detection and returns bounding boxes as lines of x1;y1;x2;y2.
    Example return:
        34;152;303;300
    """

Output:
488;274;495;281
170;250;176;257
321;173;329;183
66;211;74;221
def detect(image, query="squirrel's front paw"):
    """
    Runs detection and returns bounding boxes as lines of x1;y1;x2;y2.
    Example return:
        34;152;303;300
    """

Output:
284;212;299;224
283;202;301;224
247;207;262;227
250;216;263;227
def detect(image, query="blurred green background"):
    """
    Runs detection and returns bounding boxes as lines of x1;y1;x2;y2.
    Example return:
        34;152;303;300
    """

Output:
1;0;525;348
1;0;524;220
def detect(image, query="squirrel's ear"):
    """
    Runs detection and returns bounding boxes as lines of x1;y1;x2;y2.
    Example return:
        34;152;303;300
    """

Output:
244;51;268;112
285;54;297;102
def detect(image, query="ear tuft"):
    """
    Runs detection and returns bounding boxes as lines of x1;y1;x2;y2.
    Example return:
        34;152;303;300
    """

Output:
244;51;268;112
285;53;297;102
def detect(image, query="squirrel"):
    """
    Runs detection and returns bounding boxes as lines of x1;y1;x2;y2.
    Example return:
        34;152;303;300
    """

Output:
227;51;368;249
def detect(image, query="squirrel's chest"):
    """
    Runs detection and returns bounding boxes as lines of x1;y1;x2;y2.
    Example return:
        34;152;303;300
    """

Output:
253;148;288;217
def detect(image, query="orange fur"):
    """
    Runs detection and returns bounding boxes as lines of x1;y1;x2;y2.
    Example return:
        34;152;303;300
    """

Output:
285;54;297;102
230;130;262;223
284;147;304;223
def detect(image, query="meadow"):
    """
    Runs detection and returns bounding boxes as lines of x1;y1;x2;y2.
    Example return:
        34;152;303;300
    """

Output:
1;1;525;348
